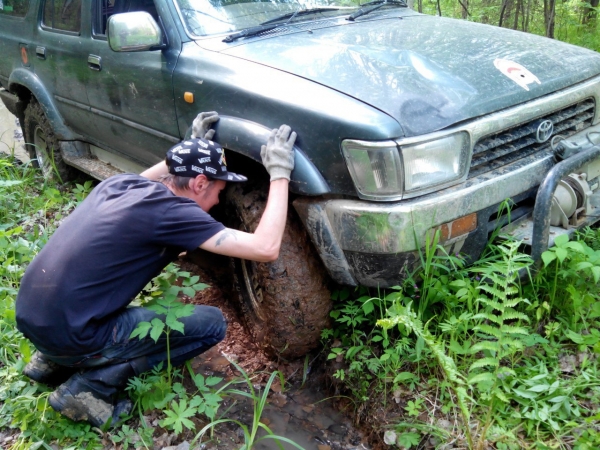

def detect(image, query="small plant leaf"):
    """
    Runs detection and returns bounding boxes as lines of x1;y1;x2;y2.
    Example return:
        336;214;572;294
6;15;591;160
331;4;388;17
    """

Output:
555;247;568;263
541;251;556;267
149;318;165;342
130;321;152;340
397;431;421;448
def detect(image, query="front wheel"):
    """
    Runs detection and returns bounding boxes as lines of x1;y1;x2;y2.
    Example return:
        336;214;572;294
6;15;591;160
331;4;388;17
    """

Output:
225;181;332;359
23;99;74;181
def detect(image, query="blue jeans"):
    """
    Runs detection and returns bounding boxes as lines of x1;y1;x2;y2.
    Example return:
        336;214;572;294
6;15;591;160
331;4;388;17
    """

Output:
38;305;227;388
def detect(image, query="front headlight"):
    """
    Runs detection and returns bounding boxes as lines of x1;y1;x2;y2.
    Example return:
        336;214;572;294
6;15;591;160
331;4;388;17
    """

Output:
342;132;470;201
399;132;470;194
341;140;403;200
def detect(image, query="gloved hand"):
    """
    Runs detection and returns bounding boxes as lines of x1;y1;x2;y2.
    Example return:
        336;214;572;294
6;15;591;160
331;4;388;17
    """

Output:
260;125;296;182
191;111;219;140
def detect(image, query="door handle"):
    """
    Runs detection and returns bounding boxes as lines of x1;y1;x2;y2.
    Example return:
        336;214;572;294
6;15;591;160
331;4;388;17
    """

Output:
36;46;46;59
88;54;102;71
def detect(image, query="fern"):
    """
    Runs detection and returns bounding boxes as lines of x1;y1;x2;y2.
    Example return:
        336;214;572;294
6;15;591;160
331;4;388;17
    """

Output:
377;302;474;449
467;241;533;449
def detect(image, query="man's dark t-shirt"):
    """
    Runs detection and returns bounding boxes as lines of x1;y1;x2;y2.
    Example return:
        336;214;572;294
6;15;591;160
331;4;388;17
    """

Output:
16;174;225;355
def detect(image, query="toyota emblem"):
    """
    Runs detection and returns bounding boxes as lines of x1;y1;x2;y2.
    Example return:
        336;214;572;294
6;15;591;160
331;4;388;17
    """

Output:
536;120;554;143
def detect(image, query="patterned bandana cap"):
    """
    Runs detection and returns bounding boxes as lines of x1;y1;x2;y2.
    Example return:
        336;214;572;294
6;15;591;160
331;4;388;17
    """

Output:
166;138;247;182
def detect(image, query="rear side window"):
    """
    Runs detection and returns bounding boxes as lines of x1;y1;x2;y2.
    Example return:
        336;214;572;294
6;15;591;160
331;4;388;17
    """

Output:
43;0;82;32
0;0;30;17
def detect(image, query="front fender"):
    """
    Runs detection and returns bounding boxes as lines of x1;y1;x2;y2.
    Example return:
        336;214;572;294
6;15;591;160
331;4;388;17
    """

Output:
9;68;79;140
186;115;330;196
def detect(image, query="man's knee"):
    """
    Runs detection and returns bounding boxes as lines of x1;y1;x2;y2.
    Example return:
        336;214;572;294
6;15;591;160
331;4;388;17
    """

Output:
206;306;227;341
186;305;227;341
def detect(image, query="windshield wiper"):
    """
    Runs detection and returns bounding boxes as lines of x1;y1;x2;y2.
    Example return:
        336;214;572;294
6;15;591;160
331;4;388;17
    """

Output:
347;0;407;21
223;24;279;42
223;7;342;42
260;7;341;25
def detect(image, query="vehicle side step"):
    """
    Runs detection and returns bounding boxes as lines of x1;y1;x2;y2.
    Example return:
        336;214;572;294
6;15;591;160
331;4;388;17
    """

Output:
61;154;124;180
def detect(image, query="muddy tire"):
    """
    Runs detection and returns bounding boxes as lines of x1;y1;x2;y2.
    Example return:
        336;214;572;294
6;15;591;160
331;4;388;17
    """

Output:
225;181;332;359
23;99;74;182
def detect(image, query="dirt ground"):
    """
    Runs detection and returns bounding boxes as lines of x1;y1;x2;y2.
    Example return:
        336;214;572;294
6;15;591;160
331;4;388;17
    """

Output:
177;258;372;450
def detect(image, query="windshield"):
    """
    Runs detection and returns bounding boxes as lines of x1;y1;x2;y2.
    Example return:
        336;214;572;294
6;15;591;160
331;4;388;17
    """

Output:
175;0;362;37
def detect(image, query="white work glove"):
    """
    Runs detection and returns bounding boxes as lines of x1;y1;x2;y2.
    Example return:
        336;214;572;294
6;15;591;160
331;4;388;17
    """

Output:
260;125;296;182
191;111;219;140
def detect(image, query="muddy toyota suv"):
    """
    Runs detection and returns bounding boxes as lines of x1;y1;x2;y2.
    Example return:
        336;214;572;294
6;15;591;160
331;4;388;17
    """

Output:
2;0;600;357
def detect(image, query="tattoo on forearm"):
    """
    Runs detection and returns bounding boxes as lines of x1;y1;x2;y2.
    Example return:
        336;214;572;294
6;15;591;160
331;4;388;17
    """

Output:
216;230;238;246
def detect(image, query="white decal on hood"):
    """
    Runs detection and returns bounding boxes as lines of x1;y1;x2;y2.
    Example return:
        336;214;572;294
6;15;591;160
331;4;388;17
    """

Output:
494;58;541;91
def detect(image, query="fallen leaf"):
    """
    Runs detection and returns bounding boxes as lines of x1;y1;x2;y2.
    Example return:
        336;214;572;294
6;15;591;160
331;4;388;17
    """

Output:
302;404;315;413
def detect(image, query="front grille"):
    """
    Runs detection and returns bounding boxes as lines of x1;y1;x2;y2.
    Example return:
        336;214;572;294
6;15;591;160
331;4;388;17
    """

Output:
469;98;596;178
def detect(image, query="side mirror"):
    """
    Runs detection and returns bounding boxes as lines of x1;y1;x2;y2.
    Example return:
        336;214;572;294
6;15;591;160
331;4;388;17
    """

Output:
107;12;163;52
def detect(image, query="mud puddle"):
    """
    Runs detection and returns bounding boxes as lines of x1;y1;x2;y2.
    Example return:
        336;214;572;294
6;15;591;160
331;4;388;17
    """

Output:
191;347;368;450
180;259;370;450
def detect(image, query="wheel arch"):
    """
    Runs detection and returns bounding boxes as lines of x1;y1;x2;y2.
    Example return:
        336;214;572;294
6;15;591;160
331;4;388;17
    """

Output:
8;68;79;141
185;115;331;196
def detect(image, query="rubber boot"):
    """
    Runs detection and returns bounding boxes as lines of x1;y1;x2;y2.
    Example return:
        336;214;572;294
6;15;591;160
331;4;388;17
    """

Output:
22;351;76;386
49;361;137;428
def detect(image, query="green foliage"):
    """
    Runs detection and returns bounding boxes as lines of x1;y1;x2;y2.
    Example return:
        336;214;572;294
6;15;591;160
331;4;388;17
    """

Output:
421;0;600;52
533;232;600;329
126;363;226;437
130;263;208;383
161;398;197;435
398;431;422;448
326;208;600;449
126;364;177;413
0;158;110;448
109;424;154;449
404;398;424;417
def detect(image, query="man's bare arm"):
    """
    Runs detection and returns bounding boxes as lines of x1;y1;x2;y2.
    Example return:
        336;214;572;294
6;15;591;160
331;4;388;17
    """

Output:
140;161;168;180
200;179;289;262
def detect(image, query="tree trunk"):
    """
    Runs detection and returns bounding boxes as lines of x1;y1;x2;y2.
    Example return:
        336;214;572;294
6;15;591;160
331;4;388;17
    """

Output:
513;0;521;29
524;0;533;31
418;0;422;13
544;0;556;38
499;0;509;27
437;0;442;16
459;0;469;19
582;0;599;25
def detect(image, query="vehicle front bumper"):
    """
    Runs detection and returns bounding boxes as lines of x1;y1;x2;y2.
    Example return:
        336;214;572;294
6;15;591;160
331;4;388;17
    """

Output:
294;124;600;287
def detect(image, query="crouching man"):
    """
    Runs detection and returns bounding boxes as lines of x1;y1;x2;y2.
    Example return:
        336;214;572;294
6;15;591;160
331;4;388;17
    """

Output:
15;112;296;427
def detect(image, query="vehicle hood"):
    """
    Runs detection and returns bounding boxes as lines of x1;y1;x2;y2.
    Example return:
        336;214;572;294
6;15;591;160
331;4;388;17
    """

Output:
216;13;600;137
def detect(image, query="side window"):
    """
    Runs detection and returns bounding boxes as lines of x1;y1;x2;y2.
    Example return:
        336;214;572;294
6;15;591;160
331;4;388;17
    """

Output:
96;0;115;36
0;0;30;17
42;0;82;32
94;0;159;36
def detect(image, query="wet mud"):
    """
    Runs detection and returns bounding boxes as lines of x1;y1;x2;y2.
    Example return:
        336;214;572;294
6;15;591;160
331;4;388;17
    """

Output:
191;347;368;450
222;182;333;359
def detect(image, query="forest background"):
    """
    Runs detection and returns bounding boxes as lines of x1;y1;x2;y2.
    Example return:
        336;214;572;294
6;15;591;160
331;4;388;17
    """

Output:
411;0;599;52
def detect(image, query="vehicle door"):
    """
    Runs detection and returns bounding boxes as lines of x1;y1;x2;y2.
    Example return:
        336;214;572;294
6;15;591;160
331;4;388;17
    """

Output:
32;0;98;138
82;0;181;166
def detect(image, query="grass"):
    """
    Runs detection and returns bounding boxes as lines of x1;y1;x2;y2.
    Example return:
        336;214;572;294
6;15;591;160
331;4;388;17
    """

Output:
324;228;600;449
